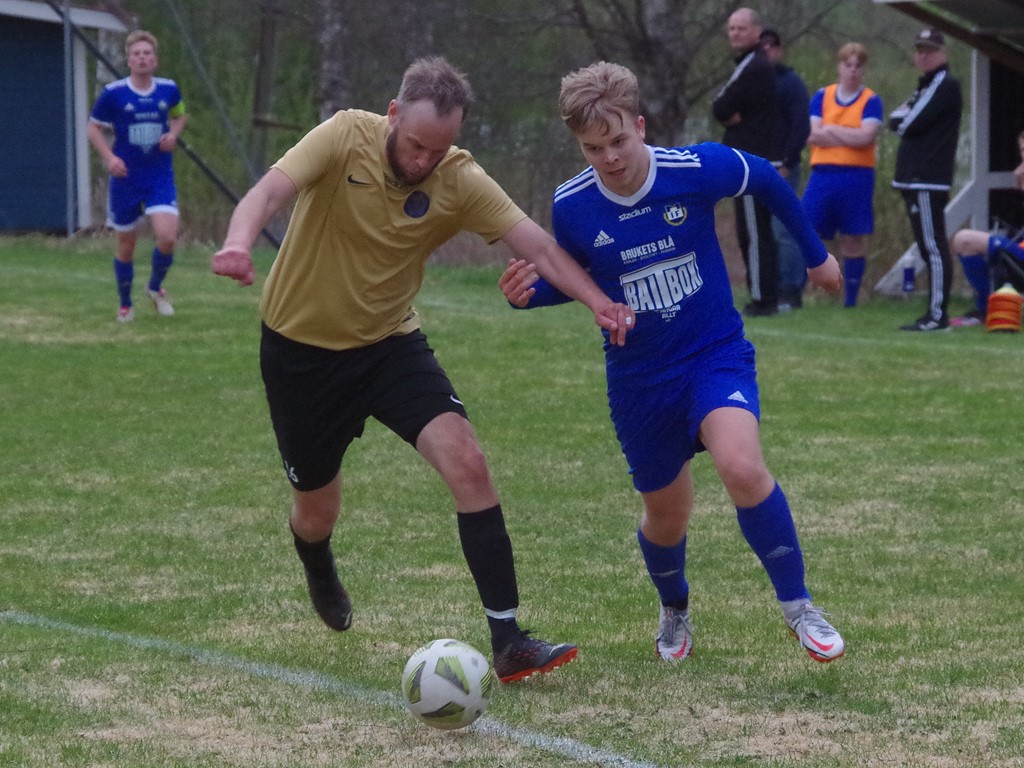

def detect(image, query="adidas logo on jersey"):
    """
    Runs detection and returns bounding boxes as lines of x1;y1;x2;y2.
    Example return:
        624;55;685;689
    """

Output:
593;230;615;247
727;390;749;404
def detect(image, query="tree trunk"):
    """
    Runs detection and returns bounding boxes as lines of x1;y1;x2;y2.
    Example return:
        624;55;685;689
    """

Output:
317;0;350;122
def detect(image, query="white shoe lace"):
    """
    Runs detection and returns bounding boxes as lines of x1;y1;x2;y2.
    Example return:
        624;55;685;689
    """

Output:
791;604;837;638
657;608;693;654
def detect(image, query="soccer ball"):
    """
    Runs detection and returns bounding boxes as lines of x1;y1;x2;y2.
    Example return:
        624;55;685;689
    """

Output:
401;638;494;730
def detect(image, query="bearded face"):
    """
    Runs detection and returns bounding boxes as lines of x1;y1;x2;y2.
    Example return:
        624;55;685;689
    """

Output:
385;99;463;186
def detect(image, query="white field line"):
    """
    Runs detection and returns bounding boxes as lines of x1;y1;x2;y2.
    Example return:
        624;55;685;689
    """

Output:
0;610;666;768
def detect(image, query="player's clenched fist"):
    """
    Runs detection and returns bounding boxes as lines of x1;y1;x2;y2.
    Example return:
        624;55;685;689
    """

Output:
212;247;255;286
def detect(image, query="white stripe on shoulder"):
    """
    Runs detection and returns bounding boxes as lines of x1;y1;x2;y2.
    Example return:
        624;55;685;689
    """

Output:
554;168;597;203
653;147;702;168
729;147;750;196
898;69;945;136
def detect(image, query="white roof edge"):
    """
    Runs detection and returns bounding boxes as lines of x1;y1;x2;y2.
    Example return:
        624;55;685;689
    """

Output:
0;0;128;32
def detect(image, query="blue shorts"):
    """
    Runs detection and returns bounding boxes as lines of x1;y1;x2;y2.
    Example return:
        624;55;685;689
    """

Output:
802;165;875;240
988;235;1024;260
608;344;760;493
107;172;178;231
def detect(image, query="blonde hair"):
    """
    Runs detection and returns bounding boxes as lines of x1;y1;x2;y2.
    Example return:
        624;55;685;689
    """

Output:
125;30;158;55
837;42;868;65
559;61;640;136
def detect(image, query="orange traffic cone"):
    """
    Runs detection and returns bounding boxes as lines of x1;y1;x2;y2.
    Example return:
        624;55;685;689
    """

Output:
986;283;1023;333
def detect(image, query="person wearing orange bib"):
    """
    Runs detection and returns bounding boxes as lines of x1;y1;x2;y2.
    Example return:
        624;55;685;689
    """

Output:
803;43;883;307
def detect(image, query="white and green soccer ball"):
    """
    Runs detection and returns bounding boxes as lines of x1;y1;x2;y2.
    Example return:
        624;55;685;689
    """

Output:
401;638;494;730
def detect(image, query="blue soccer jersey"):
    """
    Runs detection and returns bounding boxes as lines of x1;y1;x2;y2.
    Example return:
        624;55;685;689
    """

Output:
90;77;184;180
534;142;827;387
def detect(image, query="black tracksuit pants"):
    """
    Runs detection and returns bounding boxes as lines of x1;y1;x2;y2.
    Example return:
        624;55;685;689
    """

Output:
734;194;779;309
901;188;952;322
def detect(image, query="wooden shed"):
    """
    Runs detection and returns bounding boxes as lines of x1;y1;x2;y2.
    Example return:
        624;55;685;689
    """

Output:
0;0;126;233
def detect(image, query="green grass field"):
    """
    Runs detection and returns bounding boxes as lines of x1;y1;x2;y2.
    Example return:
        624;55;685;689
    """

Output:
2;235;1022;767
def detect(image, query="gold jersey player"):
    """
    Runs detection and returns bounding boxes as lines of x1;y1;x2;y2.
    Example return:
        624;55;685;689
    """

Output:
211;57;633;683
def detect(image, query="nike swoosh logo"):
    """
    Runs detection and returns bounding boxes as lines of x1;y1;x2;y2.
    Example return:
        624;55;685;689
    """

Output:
347;174;372;186
669;638;691;659
450;395;464;406
808;636;834;651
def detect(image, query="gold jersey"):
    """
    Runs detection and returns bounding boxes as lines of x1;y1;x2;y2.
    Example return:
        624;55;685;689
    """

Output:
260;109;526;350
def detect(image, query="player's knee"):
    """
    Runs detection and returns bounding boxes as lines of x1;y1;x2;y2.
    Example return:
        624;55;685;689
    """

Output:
951;230;968;253
291;498;339;539
450;438;490;486
952;229;985;256
717;456;770;500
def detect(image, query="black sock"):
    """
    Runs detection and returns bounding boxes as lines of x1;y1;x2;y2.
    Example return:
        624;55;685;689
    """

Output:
291;525;335;578
457;505;521;651
487;616;521;652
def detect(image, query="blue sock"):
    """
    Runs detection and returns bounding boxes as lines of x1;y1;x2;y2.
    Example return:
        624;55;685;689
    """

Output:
736;483;810;602
637;529;688;608
149;248;174;292
114;259;134;307
843;257;865;307
958;254;990;312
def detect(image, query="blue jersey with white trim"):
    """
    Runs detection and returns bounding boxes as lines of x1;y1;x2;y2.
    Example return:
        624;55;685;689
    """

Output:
90;77;183;180
540;142;826;385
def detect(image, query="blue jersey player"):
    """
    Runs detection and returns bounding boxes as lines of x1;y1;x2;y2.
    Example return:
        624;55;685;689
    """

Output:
500;62;846;663
88;30;187;322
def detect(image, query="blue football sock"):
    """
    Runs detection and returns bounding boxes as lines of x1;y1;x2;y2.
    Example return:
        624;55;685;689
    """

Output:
736;483;810;603
958;254;990;312
149;248;174;292
637;529;689;608
114;259;134;307
843;257;865;307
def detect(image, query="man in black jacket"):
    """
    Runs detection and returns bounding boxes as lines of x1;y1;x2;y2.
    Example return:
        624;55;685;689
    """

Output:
761;28;810;310
713;7;783;317
890;28;963;331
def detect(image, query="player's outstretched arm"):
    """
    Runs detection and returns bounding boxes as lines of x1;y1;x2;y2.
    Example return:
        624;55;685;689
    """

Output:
500;219;634;346
212;168;298;287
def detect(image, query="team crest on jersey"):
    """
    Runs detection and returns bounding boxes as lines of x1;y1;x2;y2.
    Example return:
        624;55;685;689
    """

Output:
663;203;687;226
404;191;430;218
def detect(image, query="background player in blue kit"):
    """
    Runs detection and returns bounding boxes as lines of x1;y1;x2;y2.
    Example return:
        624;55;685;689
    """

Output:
88;30;187;322
500;61;847;663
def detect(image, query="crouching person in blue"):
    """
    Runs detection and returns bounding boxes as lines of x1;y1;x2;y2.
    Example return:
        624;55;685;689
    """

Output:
500;61;847;663
949;228;1024;325
948;129;1024;326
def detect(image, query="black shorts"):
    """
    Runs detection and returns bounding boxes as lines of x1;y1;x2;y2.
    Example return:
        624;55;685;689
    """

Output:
260;324;468;491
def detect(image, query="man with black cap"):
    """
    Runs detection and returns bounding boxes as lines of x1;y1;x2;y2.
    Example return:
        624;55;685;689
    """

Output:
889;28;963;331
